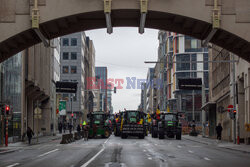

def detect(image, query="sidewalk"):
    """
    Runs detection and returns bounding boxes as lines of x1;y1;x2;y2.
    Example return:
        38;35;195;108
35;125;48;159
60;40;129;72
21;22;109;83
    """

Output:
183;135;250;154
0;133;63;154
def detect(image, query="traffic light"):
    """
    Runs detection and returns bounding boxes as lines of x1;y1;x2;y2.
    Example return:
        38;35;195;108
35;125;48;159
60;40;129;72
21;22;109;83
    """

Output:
71;113;74;118
228;109;236;119
5;105;10;115
233;110;237;118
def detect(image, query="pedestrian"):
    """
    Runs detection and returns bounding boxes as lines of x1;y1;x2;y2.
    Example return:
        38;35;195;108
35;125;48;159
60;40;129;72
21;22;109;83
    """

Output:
59;122;62;134
27;127;34;145
83;121;89;141
216;123;223;140
63;123;66;133
69;124;73;134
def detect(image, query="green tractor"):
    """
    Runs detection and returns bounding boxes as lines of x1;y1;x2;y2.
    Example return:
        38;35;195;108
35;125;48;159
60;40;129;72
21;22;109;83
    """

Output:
158;113;182;140
120;110;145;139
87;112;111;138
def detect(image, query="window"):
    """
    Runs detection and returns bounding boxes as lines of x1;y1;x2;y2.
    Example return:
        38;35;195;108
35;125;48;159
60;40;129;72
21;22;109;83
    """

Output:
185;37;191;51
62;38;69;46
176;54;190;71
71;52;77;60
62;52;69;60
204;72;209;88
191;39;197;49
203;53;208;70
62;66;69;73
71;66;77;74
71;38;77;46
185;36;201;52
191;54;197;70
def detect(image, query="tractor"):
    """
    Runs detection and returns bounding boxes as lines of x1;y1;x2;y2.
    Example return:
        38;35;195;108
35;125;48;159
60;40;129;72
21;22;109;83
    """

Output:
120;110;145;139
87;112;111;138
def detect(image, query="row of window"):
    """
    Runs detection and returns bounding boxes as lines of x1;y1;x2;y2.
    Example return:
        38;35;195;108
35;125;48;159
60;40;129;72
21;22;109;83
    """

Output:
168;36;208;53
176;53;209;71
62;38;77;46
62;66;77;74
62;52;77;60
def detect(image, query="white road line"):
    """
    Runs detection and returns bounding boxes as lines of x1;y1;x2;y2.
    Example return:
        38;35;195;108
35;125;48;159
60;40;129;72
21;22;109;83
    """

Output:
204;157;211;161
177;145;182;148
143;150;147;152
188;150;194;153
81;138;109;167
37;149;59;158
6;163;20;167
148;157;152;160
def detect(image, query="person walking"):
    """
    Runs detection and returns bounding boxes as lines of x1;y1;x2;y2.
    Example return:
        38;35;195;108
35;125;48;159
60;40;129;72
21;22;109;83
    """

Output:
77;124;81;138
59;122;63;134
69;124;73;134
27;127;34;145
63;122;67;133
216;123;223;140
83;121;89;141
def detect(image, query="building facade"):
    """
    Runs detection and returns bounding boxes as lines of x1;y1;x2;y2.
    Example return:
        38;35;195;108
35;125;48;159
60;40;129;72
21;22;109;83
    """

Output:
146;68;154;114
60;32;86;127
95;67;108;113
148;31;209;126
206;44;250;144
0;53;22;143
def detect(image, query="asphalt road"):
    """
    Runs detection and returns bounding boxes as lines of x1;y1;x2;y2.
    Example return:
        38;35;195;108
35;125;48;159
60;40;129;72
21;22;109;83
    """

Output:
0;134;250;167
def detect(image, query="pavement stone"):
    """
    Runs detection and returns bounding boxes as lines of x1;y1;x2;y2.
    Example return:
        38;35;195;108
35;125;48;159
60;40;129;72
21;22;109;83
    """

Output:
183;135;250;154
0;133;63;154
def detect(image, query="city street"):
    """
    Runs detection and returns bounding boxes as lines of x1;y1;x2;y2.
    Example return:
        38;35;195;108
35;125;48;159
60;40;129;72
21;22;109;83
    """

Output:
0;135;250;167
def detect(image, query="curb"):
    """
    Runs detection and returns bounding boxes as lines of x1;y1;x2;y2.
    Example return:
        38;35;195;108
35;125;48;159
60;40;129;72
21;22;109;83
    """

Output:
218;146;250;154
0;136;61;155
0;148;19;155
183;136;210;145
183;136;250;154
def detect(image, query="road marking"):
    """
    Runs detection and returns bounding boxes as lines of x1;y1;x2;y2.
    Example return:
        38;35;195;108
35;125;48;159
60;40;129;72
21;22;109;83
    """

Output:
204;157;211;161
81;138;109;167
177;145;182;148
37;149;59;158
154;144;158;146
143;150;147;152
104;138;109;144
148;157;152;160
188;150;194;153
6;163;20;167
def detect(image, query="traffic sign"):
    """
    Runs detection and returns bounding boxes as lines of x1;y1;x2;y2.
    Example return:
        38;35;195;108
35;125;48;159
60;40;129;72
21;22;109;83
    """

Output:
59;100;66;115
227;105;234;112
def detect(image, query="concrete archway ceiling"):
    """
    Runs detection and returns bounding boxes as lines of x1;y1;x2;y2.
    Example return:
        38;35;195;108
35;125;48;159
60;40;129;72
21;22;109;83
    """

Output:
0;10;249;62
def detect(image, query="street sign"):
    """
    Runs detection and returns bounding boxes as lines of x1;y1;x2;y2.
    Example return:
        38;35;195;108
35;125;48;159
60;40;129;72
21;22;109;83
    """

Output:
227;104;234;110
59;100;66;115
56;81;78;93
178;78;202;90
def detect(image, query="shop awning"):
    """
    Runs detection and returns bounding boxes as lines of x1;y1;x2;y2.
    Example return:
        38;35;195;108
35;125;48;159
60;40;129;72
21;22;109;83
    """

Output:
201;102;216;111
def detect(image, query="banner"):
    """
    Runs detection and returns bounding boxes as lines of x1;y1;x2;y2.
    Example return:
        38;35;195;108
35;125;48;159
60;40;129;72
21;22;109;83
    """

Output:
59;100;66;115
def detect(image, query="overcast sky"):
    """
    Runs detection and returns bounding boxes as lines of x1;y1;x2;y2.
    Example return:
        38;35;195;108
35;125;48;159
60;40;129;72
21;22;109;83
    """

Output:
85;28;159;113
